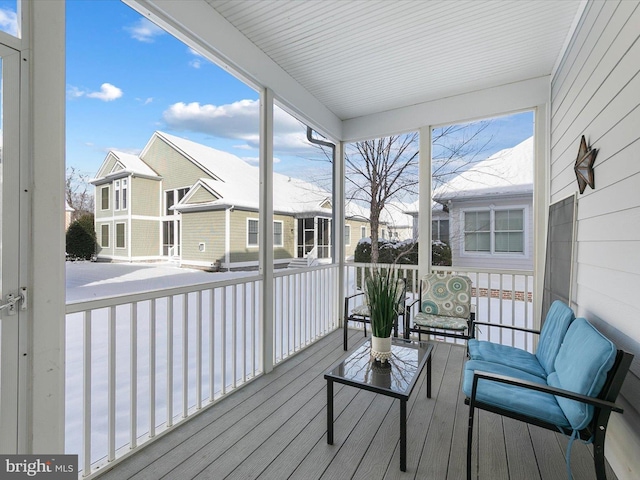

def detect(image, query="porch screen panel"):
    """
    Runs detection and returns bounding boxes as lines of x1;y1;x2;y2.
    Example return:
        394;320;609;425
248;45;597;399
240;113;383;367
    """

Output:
542;195;575;323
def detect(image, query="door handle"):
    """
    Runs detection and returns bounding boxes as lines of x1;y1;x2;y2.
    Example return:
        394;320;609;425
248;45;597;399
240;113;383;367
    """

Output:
0;287;27;315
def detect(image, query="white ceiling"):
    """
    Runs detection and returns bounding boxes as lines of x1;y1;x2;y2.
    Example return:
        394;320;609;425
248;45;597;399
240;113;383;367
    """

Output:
205;0;583;122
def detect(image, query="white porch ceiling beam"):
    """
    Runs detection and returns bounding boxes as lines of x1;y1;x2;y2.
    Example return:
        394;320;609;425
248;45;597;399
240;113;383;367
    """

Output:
124;0;342;141
343;76;550;141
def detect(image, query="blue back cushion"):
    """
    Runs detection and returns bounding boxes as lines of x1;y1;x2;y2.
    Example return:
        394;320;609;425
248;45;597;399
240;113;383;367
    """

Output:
547;318;617;430
536;301;575;375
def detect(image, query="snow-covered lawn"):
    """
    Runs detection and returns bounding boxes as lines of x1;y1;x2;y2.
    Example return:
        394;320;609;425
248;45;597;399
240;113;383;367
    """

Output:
65;262;262;469
66;261;255;302
65;261;336;471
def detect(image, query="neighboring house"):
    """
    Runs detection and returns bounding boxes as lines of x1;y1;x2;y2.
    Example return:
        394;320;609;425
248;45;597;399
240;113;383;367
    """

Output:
405;201;450;244
92;131;370;269
65;201;74;230
381;201;416;242
406;136;534;270
436;136;534;270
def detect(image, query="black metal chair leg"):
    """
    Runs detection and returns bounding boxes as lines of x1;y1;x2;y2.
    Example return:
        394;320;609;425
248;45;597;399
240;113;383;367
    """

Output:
467;400;476;480
593;426;608;480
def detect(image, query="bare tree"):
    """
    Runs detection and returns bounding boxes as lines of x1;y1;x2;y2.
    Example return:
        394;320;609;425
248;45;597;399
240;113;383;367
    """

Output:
66;166;94;222
346;134;419;263
344;122;493;263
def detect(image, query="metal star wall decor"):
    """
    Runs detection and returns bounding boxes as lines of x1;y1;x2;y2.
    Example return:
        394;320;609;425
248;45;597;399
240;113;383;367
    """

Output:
574;135;597;194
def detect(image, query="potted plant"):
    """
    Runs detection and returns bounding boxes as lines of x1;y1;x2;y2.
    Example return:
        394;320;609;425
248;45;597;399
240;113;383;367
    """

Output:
365;268;402;363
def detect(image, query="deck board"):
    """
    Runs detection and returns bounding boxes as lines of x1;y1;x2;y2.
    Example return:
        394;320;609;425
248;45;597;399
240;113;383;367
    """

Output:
96;328;619;480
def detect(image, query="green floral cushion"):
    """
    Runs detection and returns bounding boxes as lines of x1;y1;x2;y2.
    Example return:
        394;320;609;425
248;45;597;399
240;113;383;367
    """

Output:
413;312;468;330
420;273;471;318
351;304;370;317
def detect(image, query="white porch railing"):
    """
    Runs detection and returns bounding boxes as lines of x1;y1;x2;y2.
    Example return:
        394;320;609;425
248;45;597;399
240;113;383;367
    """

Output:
66;262;530;476
65;264;339;477
344;263;535;351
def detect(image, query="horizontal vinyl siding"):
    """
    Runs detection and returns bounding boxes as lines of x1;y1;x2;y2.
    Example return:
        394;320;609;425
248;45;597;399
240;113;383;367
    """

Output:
181;210;226;265
228;210;295;263
229;210;259;263
449;197;534;271
141;136;211;191
132;177;161;216
550;2;640;479
344;219;369;258
96;221;113;257
95;184;112;219
131;220;160;257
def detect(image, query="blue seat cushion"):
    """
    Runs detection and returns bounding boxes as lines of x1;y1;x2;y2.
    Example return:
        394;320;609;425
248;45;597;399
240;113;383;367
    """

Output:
535;301;575;375
463;360;569;428
547;318;617;431
467;340;547;378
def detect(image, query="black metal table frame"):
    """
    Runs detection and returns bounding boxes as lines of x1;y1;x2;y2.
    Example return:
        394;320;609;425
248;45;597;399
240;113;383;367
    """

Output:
324;339;433;472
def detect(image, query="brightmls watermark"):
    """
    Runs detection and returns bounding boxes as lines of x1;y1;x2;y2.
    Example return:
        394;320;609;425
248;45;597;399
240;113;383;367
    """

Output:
0;455;77;479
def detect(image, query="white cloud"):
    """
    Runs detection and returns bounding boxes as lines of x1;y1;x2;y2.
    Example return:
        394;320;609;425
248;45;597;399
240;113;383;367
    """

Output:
136;97;154;105
87;83;123;101
125;18;164;43
162;99;317;154
189;59;202;69
0;8;18;37
69;83;123;102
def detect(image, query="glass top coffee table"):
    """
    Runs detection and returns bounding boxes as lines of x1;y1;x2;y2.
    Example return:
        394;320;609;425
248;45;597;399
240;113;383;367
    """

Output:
324;337;433;472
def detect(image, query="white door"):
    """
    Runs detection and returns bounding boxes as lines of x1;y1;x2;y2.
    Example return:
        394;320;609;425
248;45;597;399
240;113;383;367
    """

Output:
0;42;24;453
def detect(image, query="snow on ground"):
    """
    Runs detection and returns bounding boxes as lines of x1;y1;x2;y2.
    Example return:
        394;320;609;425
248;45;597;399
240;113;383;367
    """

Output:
66;261;255;302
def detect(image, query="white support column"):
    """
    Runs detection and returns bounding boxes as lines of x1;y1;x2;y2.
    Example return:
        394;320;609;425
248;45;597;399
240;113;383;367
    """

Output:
533;103;550;329
225;207;231;268
27;0;66;453
259;88;274;374
417;126;433;279
334;141;345;324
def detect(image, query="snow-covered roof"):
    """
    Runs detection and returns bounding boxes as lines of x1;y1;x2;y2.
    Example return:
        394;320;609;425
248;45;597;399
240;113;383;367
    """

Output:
158;132;371;218
433;136;533;202
93;150;160;183
381;201;414;228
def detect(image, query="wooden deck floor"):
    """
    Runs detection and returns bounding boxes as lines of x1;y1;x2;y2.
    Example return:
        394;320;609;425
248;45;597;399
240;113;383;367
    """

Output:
97;329;617;480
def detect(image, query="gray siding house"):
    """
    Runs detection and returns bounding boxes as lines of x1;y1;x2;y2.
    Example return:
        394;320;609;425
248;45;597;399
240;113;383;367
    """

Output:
407;136;534;270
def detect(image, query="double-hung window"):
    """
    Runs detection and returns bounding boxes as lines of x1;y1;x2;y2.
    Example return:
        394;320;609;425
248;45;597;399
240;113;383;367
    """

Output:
101;224;109;248
361;226;366;238
273;221;283;247
247;219;286;247
345;225;351;246
101;186;110;210
116;223;126;249
114;180;121;211
247;219;259;247
463;208;524;254
122;178;128;210
432;219;450;243
494;209;524;253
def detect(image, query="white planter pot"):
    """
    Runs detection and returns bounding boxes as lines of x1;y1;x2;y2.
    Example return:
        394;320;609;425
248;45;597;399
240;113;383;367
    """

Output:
371;335;392;363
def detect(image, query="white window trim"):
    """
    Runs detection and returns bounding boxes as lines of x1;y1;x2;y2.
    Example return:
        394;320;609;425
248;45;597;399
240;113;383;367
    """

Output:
122;178;128;210
247;217;259;248
273;220;284;247
361;225;366;239
114;180;121;211
101;224;109;248
345;224;351;246
115;222;126;249
460;205;528;257
101;185;110;211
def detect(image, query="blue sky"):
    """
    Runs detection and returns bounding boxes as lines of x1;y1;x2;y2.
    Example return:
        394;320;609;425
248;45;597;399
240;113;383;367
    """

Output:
4;1;533;184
